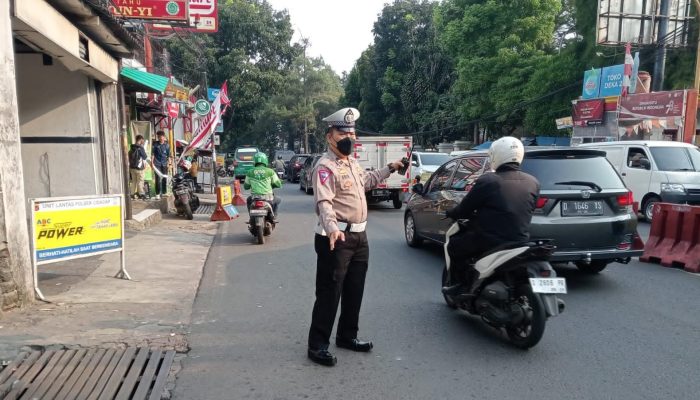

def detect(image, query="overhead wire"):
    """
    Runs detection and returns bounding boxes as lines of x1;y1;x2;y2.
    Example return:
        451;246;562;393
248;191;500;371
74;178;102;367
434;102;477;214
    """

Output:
356;79;583;137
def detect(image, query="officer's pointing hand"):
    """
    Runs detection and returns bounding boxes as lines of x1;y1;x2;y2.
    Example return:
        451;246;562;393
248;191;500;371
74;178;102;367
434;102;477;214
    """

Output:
329;230;345;251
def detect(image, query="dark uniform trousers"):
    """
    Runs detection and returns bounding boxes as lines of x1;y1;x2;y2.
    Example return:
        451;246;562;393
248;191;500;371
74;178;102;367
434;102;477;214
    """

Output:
308;231;369;350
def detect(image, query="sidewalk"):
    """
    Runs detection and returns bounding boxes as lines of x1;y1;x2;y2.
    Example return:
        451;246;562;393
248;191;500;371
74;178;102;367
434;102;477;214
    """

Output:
0;212;219;361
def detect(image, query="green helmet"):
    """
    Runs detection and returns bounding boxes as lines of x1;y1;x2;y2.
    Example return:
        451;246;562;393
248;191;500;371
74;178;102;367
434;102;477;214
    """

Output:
253;152;269;166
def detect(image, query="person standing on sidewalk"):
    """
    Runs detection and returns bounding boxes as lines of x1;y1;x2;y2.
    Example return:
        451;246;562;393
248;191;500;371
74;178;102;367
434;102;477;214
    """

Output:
129;135;148;199
307;107;405;367
151;131;171;200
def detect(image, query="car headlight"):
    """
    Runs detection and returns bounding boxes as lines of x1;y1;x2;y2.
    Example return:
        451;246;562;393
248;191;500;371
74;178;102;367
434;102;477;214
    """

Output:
661;183;686;193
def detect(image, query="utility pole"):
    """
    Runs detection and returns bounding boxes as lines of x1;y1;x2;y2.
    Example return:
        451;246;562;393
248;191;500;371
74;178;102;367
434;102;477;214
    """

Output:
694;0;700;91
653;0;670;92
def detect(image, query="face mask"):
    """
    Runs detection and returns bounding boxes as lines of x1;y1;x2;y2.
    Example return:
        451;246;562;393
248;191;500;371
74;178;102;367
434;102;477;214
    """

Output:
335;137;354;156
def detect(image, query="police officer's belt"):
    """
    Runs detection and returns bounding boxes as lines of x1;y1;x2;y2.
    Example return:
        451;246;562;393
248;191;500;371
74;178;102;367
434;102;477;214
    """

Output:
315;221;367;236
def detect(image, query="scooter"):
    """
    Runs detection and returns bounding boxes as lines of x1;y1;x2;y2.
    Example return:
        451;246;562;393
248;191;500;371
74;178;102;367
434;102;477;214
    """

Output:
247;196;276;244
440;194;565;349
172;169;200;220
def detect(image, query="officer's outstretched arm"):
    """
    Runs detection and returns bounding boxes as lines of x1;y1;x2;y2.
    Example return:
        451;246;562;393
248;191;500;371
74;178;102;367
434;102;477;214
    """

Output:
363;166;392;191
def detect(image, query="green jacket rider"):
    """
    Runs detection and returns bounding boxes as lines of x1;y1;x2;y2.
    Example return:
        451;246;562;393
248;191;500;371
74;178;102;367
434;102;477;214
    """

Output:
244;152;282;215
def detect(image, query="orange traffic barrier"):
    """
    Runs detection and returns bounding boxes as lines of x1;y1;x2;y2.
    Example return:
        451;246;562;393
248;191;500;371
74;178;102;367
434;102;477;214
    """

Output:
211;186;239;221
232;179;247;206
640;203;700;273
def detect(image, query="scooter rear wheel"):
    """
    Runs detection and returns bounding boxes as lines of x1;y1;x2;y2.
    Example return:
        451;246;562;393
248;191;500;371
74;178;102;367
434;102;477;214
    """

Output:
441;265;457;309
506;284;546;349
257;227;265;244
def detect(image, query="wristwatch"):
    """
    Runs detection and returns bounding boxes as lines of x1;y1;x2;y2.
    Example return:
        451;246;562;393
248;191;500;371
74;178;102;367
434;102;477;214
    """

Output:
387;163;396;173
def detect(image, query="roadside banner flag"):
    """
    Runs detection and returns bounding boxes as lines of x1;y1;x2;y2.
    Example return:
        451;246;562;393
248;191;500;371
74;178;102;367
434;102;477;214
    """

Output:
621;42;633;97
181;82;230;157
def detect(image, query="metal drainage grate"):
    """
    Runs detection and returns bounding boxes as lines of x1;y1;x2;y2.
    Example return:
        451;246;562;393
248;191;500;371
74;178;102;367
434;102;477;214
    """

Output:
194;204;214;215
0;347;175;400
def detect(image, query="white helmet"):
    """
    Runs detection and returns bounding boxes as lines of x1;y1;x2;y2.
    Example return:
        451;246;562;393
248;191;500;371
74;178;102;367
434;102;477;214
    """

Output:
489;136;524;170
178;159;192;171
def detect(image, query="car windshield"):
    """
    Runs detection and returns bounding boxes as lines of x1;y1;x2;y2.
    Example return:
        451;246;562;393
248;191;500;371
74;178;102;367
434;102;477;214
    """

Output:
420;154;451;166
689;147;700;170
235;149;258;161
295;156;309;164
650;147;700;172
521;155;626;190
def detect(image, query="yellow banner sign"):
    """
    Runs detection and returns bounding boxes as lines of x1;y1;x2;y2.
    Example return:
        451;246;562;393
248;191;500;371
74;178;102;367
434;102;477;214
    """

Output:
218;186;232;205
32;196;123;264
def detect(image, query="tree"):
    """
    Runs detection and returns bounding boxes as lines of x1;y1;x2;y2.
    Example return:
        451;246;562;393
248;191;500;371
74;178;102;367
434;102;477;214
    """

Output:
437;0;562;136
165;0;298;151
342;0;458;144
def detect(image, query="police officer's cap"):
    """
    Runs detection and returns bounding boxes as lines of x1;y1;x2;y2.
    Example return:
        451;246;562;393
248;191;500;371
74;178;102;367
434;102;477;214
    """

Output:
322;107;360;133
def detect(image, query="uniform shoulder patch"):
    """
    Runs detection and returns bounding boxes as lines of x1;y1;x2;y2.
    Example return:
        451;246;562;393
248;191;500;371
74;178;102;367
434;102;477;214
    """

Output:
318;168;332;185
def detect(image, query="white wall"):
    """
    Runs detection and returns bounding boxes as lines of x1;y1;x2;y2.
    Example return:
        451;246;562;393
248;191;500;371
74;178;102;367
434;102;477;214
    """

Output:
15;53;98;199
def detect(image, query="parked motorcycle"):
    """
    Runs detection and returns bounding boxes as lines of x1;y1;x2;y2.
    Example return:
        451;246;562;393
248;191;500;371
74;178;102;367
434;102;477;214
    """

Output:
247;196;276;244
440;193;565;349
172;161;200;220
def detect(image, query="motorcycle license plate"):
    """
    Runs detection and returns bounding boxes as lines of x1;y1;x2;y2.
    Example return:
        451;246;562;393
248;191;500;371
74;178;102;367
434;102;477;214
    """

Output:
175;189;189;195
249;209;267;216
529;278;567;294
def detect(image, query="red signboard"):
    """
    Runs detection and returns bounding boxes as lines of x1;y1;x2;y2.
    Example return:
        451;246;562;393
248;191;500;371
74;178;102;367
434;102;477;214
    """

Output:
109;0;189;22
150;0;218;33
618;90;685;120
572;99;605;127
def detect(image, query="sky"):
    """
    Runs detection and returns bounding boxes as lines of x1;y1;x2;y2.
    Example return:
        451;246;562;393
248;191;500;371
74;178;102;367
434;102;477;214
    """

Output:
266;0;386;74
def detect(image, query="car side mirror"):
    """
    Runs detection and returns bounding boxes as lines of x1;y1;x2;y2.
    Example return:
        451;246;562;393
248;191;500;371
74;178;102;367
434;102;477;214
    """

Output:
412;183;424;194
411;161;418;167
640;159;651;170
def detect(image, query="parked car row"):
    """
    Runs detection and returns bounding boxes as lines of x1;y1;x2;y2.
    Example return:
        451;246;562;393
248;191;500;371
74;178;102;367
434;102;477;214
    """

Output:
300;154;323;194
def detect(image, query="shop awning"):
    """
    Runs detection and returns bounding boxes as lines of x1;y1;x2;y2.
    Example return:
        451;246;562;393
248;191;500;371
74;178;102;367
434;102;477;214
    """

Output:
120;67;170;94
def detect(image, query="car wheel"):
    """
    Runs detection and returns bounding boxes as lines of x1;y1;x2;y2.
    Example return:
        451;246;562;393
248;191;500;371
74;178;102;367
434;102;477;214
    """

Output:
393;197;403;209
299;181;305;191
575;260;609;274
642;196;660;222
404;212;423;247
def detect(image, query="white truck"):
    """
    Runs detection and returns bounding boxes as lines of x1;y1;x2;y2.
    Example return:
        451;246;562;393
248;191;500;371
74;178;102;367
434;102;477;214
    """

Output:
354;135;413;209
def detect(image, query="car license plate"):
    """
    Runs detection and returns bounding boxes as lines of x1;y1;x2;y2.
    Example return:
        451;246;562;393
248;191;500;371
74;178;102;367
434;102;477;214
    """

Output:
372;189;390;196
529;278;567;294
249;209;267;216
561;200;604;216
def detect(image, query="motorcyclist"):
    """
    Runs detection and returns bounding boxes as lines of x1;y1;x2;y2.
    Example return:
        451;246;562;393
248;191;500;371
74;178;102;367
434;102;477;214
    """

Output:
272;155;285;171
442;136;540;297
244;152;283;218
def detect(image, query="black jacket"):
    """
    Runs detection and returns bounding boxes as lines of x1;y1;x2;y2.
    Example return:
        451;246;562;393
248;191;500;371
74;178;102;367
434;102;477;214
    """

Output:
129;144;148;170
446;163;540;248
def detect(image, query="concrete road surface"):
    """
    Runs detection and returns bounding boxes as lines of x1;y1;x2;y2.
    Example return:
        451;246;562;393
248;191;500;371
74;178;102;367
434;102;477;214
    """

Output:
174;184;700;400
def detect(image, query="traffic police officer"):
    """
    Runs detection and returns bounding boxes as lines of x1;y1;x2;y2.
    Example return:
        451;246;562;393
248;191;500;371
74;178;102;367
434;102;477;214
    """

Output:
307;107;405;367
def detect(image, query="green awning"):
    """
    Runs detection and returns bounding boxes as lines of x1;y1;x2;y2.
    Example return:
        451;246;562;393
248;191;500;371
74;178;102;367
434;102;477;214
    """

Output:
120;67;170;94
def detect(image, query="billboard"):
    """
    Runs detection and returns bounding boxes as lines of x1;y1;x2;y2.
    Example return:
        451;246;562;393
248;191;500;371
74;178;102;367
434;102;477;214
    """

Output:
149;0;218;33
582;68;602;99
618;90;685;120
599;64;624;97
109;0;189;22
572;99;606;127
597;0;693;47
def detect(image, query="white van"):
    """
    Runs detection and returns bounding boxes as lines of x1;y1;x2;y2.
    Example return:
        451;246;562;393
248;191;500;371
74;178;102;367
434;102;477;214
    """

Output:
578;141;700;220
